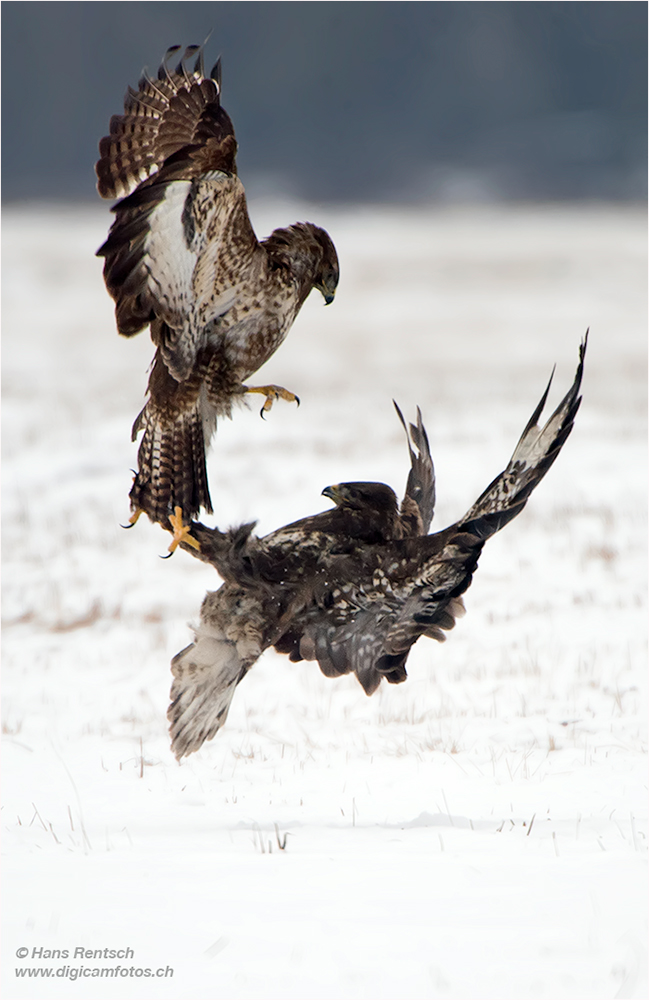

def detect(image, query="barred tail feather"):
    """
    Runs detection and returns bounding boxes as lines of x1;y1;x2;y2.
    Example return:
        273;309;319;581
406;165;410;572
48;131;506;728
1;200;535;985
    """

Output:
130;401;213;524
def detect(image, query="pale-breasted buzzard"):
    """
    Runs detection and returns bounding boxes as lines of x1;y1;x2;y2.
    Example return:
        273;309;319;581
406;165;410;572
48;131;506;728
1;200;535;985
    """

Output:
96;45;339;546
166;337;587;759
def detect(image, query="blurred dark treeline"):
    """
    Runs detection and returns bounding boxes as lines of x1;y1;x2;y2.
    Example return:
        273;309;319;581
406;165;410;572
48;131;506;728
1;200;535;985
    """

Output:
2;1;646;203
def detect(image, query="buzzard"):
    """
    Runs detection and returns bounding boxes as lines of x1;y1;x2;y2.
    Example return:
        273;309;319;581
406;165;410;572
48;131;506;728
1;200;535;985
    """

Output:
96;44;339;547
167;337;587;759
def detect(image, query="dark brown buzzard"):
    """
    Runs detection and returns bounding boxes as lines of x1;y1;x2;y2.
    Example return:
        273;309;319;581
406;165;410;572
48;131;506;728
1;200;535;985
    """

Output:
96;44;339;547
166;337;587;759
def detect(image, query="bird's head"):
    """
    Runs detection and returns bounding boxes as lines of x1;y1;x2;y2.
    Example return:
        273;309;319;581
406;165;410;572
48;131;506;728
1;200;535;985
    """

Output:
322;482;398;517
263;222;339;303
308;225;339;304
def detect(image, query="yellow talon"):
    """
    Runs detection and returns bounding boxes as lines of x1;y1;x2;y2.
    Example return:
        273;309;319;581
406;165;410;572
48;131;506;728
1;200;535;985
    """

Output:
243;384;300;418
165;507;201;557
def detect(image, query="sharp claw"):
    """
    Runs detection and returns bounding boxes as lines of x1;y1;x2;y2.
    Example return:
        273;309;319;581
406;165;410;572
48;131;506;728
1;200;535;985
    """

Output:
245;384;299;415
260;394;276;419
122;508;143;530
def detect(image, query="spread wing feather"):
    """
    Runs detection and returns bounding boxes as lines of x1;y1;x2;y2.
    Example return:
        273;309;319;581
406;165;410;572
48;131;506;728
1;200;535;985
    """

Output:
394;401;436;533
168;583;275;760
96;42;253;381
378;332;588;660
169;630;248;760
96;45;232;200
459;332;586;533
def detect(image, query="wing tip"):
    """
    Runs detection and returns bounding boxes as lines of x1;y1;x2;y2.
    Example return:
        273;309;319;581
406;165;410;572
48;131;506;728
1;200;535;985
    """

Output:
521;330;589;441
393;399;407;433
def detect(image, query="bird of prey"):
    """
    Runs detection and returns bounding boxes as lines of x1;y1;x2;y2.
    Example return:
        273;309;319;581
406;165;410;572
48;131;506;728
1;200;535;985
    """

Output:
96;44;339;547
166;337;587;759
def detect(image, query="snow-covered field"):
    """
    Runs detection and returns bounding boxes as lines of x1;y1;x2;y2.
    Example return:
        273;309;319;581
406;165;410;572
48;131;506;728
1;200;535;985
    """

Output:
2;203;647;1000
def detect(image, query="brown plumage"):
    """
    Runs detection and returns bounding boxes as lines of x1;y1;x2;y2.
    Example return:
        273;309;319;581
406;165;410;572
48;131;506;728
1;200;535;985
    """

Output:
96;44;339;527
166;337;586;758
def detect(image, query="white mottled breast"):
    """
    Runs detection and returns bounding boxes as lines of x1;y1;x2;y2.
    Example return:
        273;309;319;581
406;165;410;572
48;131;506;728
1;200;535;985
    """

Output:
142;171;303;380
217;271;299;375
189;173;250;326
144;181;197;327
143;174;251;343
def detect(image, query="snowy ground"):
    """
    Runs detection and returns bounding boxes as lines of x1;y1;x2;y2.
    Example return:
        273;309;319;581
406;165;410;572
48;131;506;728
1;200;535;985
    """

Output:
2;203;647;1000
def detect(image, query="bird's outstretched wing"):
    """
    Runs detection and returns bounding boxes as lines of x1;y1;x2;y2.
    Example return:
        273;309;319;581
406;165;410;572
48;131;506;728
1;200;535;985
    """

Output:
96;44;232;200
297;336;587;692
169;634;245;761
459;331;587;536
96;45;256;382
168;533;291;760
379;333;588;664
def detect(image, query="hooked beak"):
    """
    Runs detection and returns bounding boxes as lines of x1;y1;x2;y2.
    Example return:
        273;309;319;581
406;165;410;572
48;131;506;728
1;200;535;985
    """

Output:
322;484;342;504
317;278;337;306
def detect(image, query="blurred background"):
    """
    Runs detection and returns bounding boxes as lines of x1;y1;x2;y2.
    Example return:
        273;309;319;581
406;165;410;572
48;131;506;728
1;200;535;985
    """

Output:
2;0;646;204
